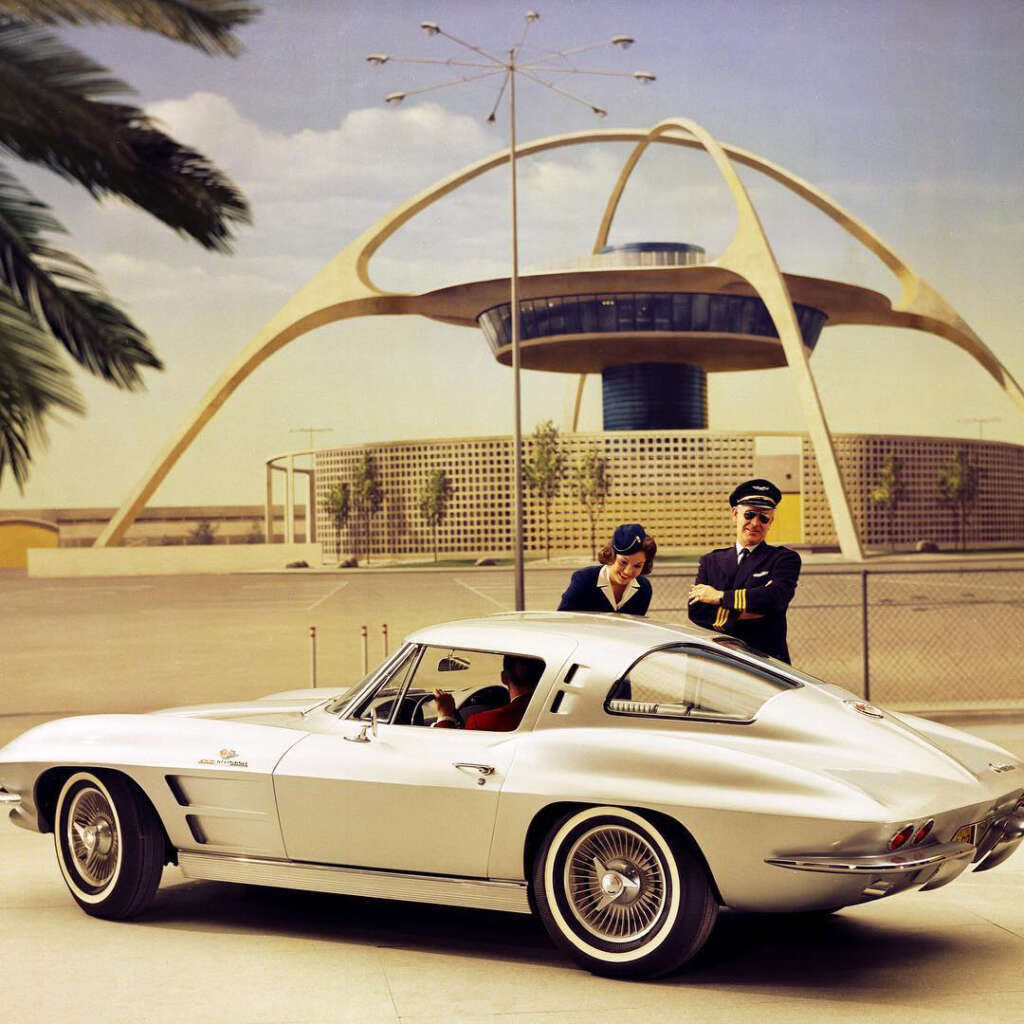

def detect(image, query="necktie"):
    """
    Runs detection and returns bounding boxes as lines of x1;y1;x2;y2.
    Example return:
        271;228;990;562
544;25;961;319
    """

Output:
737;548;749;567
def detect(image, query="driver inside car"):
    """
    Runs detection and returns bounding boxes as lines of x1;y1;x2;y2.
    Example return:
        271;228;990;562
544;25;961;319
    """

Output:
432;655;544;731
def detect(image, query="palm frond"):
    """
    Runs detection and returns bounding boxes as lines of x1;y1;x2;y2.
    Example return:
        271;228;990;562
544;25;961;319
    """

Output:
0;1;259;56
0;280;84;489
0;20;251;250
0;166;162;386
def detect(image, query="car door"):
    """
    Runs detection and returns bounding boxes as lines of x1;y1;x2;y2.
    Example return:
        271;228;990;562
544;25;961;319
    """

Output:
273;637;576;878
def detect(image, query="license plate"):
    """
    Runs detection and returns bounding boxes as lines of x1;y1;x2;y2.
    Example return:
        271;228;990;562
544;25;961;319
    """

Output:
952;821;982;844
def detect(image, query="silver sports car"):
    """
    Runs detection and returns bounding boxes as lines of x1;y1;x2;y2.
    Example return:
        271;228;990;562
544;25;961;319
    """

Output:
1;613;1021;978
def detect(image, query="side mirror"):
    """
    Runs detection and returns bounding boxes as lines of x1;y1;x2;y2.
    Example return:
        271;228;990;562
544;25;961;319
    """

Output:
344;705;380;744
438;655;470;672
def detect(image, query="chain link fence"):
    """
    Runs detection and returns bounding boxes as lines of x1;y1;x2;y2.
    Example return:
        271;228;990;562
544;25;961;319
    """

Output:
649;567;1024;708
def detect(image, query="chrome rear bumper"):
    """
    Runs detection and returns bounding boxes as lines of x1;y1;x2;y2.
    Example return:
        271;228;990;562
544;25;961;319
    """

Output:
765;840;974;876
765;840;975;898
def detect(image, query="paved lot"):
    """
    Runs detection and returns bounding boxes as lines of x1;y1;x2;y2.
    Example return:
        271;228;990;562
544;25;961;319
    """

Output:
2;563;1022;726
1;569;1022;1022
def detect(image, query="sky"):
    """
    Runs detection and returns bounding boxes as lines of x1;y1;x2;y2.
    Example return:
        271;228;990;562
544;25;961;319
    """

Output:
2;0;1021;512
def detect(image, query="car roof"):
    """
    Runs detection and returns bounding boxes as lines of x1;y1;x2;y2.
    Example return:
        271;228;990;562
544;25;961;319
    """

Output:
407;611;714;666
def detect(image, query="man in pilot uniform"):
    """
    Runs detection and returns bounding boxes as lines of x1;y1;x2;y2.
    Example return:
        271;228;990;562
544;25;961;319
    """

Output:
687;479;801;663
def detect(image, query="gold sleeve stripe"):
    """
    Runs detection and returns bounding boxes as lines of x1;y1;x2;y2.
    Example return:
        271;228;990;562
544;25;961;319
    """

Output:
713;607;729;629
736;588;746;612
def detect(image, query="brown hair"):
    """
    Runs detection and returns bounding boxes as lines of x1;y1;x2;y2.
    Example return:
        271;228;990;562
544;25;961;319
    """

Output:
598;534;657;575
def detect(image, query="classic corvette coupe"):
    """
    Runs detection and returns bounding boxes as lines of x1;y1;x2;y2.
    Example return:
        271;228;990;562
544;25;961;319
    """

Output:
1;612;1022;978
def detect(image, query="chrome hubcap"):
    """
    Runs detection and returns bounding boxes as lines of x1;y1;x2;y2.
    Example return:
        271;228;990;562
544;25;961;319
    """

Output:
564;825;666;942
67;787;119;887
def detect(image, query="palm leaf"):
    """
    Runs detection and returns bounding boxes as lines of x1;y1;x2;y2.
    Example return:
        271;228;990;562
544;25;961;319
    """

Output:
0;1;259;56
0;280;84;489
0;20;251;250
0;166;162;386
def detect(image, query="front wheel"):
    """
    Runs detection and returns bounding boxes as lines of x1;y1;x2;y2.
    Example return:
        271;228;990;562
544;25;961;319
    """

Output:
54;771;164;919
531;806;718;979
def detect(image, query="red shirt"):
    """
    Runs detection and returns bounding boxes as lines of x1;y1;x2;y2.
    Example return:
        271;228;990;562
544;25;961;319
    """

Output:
465;693;530;732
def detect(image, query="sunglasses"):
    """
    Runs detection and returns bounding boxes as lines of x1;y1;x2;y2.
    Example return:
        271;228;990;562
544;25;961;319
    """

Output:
742;509;773;524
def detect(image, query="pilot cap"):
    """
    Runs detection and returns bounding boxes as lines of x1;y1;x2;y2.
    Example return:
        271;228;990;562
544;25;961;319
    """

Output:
729;479;782;509
612;523;647;554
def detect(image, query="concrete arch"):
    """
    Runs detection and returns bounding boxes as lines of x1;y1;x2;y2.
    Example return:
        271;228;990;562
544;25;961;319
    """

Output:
97;122;1022;550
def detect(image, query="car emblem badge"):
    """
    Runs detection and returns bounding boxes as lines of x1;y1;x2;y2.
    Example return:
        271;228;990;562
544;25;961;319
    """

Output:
845;700;883;718
988;762;1016;774
199;747;248;768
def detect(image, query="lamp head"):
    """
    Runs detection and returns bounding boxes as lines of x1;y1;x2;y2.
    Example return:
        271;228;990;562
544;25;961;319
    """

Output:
525;10;540;22
385;92;406;104
420;21;440;36
611;35;634;49
592;106;607;118
366;54;389;65
633;71;656;83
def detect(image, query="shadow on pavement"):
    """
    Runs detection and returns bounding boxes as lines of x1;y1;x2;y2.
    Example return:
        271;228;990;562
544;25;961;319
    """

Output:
143;878;958;990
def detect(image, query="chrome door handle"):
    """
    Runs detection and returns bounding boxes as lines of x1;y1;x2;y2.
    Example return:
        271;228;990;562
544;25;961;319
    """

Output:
454;763;495;776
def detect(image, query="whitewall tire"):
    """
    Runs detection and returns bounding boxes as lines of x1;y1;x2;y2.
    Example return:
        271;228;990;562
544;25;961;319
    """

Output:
532;806;718;978
54;771;164;919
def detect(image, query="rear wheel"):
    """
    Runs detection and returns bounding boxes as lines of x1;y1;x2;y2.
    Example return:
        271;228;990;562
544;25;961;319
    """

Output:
531;806;718;979
54;771;164;919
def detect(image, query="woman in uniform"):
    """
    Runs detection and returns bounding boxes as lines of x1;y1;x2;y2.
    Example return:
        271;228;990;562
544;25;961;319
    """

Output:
557;523;656;616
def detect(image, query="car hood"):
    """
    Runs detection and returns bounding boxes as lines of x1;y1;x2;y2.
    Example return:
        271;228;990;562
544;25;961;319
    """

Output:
153;687;349;730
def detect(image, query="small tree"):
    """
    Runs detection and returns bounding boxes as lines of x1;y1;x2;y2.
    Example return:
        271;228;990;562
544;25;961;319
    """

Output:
187;520;216;545
938;448;980;552
524;420;567;560
869;454;905;551
574;451;610;560
353;453;384;563
325;481;351;560
419;469;454;563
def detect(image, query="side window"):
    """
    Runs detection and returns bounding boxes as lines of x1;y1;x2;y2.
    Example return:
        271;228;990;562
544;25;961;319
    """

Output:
405;647;546;730
608;646;791;722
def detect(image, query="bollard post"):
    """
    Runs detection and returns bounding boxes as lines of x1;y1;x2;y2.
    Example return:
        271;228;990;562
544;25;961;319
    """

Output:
309;625;317;688
382;622;388;658
861;570;870;702
360;625;368;674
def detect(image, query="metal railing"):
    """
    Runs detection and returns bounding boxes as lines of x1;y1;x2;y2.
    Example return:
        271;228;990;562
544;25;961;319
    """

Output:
649;567;1024;708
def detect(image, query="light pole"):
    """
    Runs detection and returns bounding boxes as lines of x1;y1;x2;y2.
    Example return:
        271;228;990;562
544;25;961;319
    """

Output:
369;11;654;611
290;426;333;451
958;417;1000;440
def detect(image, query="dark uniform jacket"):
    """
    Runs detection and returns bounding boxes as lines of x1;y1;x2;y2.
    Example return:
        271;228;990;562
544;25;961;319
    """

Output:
558;564;652;616
688;543;801;662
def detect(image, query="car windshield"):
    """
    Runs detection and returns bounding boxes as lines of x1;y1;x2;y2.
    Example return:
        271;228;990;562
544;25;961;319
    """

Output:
608;644;797;722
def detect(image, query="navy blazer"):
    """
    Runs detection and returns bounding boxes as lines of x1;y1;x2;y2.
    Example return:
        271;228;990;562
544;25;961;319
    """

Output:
558;564;652;616
687;543;801;662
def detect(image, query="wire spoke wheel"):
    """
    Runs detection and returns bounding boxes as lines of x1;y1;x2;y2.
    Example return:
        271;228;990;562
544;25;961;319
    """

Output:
67;787;120;888
565;825;666;942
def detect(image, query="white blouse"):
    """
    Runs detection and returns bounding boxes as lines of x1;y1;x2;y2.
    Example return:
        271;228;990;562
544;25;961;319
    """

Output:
596;563;641;611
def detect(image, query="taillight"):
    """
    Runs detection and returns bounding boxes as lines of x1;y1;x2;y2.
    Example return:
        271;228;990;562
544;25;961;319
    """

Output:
912;820;934;845
888;824;915;851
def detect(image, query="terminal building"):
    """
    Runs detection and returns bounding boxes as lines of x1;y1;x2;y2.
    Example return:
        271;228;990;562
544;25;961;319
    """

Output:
309;431;1022;559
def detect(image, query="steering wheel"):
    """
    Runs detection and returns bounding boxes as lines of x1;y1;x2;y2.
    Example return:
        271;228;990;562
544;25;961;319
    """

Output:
411;694;460;727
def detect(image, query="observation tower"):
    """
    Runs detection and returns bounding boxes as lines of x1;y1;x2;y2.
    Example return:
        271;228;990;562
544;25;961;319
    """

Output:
474;241;828;431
